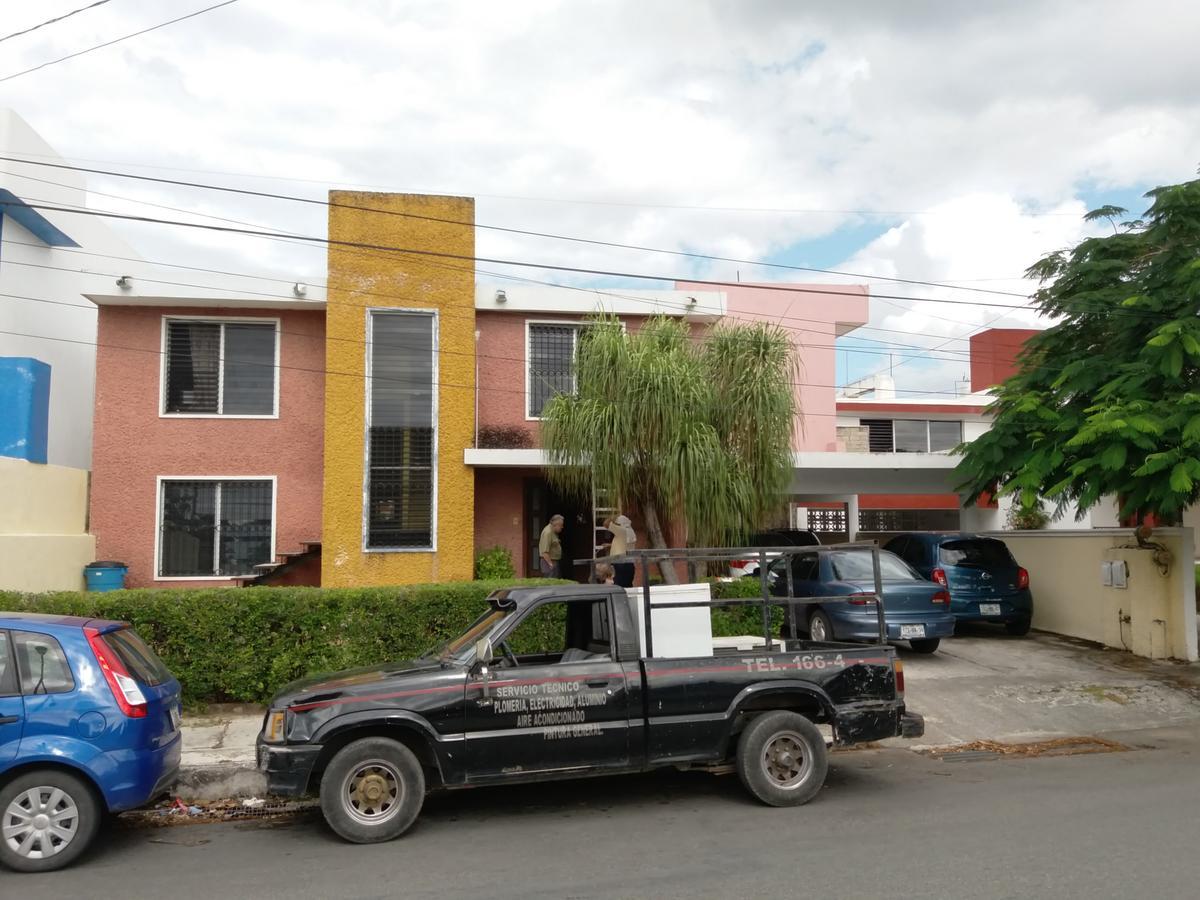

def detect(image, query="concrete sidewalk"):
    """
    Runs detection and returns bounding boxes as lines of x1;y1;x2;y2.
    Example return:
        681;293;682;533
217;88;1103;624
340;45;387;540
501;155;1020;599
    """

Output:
173;630;1200;801
177;705;266;802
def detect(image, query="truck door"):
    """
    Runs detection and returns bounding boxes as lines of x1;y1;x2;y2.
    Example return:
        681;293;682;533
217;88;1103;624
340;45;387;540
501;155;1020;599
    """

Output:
0;631;23;765
465;597;631;780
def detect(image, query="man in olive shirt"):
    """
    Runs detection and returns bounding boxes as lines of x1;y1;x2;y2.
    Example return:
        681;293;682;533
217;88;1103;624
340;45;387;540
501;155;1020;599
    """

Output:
539;514;564;577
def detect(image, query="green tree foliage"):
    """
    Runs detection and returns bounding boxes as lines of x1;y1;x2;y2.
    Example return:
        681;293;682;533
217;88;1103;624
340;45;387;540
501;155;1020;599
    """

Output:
957;177;1200;523
541;315;798;582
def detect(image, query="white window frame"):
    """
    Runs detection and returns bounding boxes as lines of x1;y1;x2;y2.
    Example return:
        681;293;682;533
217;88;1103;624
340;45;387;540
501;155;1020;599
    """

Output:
362;308;439;553
159;315;281;419
153;475;278;581
525;318;622;421
887;419;964;454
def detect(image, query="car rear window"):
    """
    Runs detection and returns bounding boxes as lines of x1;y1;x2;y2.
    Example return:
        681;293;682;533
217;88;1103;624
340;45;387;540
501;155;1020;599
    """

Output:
939;540;1016;568
830;551;915;582
104;628;172;687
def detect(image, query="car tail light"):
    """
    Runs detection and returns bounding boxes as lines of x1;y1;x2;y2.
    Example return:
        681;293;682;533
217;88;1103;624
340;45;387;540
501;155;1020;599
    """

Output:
1017;567;1030;590
893;659;905;695
846;592;877;606
85;627;147;718
931;568;948;587
932;590;950;605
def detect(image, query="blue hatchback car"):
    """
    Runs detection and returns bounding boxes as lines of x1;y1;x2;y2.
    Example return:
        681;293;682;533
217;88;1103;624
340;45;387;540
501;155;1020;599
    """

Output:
0;614;181;872
769;549;957;653
883;534;1034;636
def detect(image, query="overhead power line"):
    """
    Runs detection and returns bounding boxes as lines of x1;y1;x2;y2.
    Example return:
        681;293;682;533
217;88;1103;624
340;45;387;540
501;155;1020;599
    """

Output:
0;147;1086;222
0;155;1032;299
1;198;1049;314
0;0;115;44
0;0;241;83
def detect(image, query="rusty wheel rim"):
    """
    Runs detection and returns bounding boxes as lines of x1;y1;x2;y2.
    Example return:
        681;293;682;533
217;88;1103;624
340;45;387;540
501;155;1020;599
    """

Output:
342;759;403;826
762;731;812;789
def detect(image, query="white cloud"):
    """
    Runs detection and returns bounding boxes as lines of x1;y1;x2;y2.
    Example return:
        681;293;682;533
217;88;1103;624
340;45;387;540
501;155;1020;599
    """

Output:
1;0;1197;393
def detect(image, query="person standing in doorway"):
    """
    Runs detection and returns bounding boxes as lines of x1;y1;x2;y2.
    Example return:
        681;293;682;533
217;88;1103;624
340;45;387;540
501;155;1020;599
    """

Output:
539;514;564;577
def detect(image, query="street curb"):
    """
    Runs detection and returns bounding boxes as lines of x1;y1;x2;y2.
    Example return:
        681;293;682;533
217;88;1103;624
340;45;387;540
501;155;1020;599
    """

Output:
175;762;268;803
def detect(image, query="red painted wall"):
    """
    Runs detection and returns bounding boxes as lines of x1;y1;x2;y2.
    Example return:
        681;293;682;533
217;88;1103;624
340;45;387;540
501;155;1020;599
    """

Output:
90;306;326;588
969;328;1040;392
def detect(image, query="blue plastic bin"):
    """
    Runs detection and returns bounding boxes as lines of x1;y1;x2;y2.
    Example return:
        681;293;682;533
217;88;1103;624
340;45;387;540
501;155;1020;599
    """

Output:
84;561;128;592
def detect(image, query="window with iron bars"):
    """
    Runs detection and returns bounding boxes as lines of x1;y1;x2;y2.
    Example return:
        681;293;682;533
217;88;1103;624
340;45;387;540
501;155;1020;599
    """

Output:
158;479;273;577
528;323;584;418
366;311;435;549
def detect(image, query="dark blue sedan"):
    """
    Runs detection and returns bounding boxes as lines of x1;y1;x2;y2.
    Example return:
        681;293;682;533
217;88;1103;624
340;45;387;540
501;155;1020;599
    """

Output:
883;533;1033;636
0;614;182;872
769;549;956;653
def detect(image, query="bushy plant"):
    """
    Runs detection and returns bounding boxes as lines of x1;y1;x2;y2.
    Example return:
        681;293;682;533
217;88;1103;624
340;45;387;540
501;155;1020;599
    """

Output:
474;545;516;580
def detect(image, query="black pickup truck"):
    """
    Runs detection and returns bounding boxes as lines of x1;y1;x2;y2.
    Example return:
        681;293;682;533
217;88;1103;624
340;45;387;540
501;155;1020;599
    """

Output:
258;583;923;843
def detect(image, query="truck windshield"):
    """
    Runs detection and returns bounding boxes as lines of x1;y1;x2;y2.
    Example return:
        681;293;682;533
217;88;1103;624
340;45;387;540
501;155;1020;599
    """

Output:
437;607;512;662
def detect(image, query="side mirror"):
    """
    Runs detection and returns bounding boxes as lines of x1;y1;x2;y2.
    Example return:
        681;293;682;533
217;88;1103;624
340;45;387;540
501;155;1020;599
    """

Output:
474;637;494;665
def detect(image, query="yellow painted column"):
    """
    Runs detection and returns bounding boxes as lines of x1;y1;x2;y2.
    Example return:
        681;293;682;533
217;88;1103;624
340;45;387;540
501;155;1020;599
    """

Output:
321;192;476;586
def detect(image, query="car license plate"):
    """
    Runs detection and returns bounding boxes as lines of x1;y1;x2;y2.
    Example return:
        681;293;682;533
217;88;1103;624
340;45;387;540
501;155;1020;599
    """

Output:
979;603;1002;616
900;624;926;639
169;705;182;731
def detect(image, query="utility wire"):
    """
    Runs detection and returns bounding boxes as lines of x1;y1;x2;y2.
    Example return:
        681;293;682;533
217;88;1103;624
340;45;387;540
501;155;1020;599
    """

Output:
0;0;115;44
0;198;1052;314
0;155;1032;299
0;0;241;83
0;147;1085;222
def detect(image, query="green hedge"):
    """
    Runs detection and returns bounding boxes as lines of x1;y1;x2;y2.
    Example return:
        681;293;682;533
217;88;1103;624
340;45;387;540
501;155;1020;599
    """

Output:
1;580;564;706
2;577;783;706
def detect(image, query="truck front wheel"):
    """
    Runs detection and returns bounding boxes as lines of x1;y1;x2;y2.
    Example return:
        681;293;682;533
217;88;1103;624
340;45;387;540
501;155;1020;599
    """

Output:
319;737;425;844
736;711;828;807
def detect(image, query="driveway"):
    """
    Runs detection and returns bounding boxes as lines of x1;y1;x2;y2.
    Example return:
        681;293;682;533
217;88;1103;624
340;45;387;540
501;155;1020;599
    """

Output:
890;625;1200;747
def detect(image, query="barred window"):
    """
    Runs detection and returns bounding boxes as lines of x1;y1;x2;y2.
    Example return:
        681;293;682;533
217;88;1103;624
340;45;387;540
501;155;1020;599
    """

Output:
528;323;582;418
163;319;277;415
366;311;435;549
158;479;273;577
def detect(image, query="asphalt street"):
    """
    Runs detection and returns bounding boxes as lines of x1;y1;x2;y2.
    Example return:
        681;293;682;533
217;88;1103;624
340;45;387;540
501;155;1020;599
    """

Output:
15;724;1200;899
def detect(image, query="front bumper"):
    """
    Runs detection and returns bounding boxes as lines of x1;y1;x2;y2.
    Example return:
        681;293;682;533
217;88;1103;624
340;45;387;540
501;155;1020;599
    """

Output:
257;739;323;797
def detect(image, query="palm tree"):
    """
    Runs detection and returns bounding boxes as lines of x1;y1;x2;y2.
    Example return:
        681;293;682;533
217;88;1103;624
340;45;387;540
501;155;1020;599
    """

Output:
541;315;799;584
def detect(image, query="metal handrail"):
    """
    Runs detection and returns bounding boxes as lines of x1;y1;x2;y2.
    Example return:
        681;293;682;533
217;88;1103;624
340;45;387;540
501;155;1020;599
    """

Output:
571;543;889;656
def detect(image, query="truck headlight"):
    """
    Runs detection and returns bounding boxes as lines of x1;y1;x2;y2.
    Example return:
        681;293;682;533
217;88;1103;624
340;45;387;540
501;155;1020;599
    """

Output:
264;709;287;743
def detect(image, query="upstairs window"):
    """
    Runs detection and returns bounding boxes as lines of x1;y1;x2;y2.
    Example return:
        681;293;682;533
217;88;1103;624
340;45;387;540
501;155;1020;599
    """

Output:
366;311;436;550
163;319;278;416
860;419;963;453
527;323;583;418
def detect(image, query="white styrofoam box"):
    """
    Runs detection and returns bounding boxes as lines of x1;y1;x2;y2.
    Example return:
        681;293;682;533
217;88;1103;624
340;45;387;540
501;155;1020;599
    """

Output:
626;583;714;658
711;635;785;652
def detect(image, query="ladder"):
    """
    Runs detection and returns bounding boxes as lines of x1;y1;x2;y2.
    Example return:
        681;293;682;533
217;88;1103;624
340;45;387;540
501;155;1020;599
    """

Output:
592;483;619;560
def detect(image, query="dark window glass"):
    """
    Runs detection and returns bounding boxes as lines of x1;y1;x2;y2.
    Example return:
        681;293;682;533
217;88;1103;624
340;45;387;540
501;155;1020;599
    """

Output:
929;420;963;452
893;419;928;453
830;551;916;581
861;419;895;453
12;632;75;695
367;312;434;548
792;555;819;581
103;628;171;687
885;536;912;563
939;540;1016;568
159;480;273;576
223;324;276;414
164;320;276;415
165;321;220;413
528;324;579;417
0;632;17;696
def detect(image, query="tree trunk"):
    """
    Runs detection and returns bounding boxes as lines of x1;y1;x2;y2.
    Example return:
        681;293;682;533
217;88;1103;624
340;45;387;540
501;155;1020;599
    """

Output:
641;498;679;585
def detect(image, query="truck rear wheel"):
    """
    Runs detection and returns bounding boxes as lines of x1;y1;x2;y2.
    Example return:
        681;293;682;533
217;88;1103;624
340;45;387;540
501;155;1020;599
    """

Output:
319;737;425;844
736;711;828;807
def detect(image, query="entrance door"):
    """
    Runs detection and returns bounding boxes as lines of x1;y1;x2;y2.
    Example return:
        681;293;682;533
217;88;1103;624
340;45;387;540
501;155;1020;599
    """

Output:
524;478;591;580
465;596;632;780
